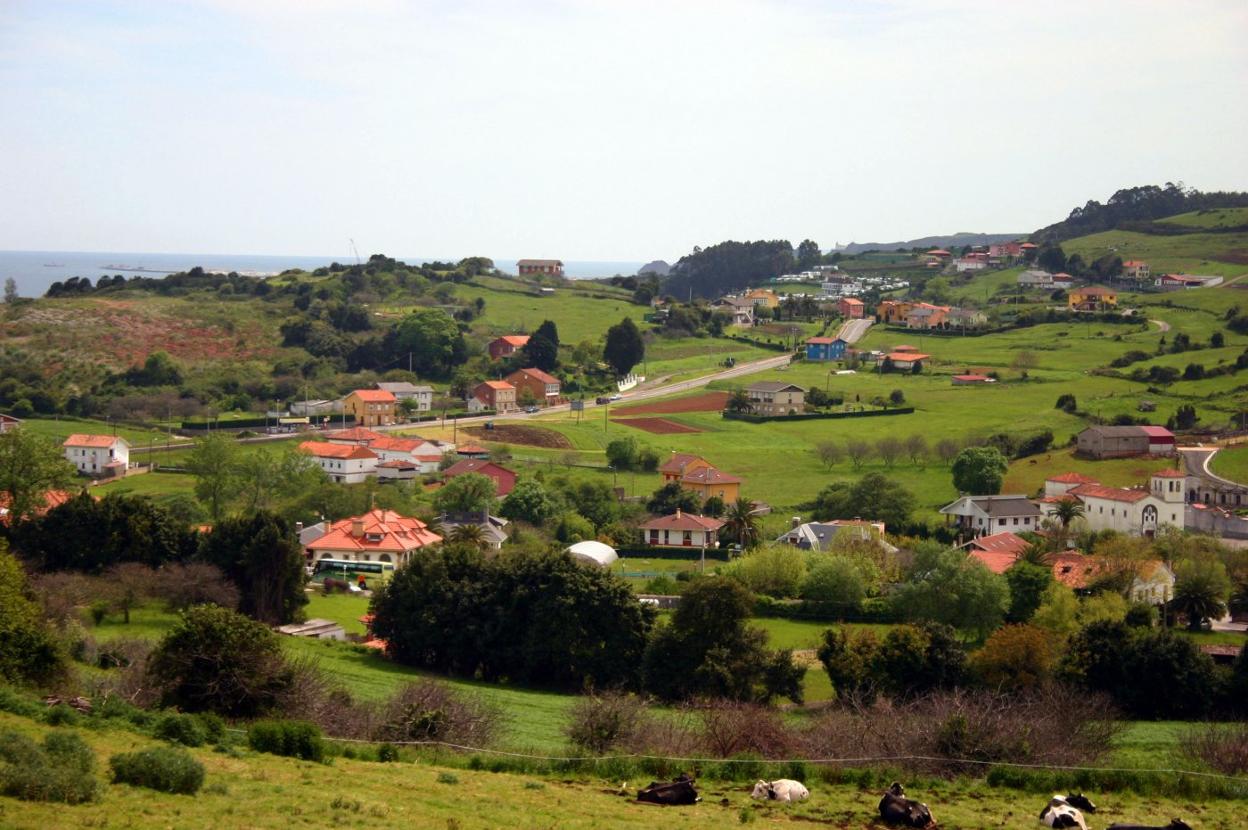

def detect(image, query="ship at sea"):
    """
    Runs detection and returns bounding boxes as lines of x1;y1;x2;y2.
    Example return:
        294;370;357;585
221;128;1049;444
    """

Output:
43;262;65;267
100;264;176;273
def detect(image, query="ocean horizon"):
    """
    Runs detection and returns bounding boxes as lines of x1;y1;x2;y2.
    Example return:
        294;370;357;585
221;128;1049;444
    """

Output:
0;250;648;298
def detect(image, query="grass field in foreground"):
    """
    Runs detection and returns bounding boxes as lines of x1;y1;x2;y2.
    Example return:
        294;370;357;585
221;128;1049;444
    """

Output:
1210;444;1248;486
0;709;1245;830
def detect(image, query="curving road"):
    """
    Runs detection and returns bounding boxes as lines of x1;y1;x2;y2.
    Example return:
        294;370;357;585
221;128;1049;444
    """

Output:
835;317;874;344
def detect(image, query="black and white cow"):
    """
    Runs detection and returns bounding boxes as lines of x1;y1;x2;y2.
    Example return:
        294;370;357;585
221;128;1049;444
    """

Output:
750;779;809;802
1106;821;1193;830
878;782;935;828
636;773;700;805
1040;794;1096;829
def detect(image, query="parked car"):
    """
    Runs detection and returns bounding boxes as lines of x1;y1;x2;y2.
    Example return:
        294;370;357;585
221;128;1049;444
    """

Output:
524;405;539;413
608;393;622;401
595;396;611;404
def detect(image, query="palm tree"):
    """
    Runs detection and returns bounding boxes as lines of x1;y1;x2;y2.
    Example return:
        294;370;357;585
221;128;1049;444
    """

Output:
725;389;752;414
449;523;487;549
723;498;760;550
1016;542;1055;567
1171;558;1232;631
1051;498;1085;529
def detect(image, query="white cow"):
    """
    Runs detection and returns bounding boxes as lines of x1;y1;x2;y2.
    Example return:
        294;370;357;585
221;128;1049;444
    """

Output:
751;779;809;803
1040;794;1095;830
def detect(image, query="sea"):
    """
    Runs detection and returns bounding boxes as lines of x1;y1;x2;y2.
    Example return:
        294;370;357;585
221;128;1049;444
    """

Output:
0;250;647;299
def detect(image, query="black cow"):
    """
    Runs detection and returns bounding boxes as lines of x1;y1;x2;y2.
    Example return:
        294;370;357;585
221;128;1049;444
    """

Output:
878;782;935;828
637;773;700;805
1106;822;1193;830
1040;794;1096;829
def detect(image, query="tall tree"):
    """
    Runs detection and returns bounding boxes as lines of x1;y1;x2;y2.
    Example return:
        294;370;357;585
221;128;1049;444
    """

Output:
603;317;645;376
521;334;559;373
796;239;822;269
393;308;467;378
723;498;761;549
532;320;560;352
951;446;1009;495
1172;558;1232;631
234;447;325;514
186;433;240;522
0;429;76;524
433;472;498;515
198;511;307;625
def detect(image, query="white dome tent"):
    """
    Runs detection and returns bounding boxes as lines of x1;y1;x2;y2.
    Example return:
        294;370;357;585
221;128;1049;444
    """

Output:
565;540;618;568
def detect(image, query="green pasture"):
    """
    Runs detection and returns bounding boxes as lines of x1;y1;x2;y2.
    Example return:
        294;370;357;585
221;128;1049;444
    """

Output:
1003;449;1174;497
1162;207;1248;229
1210;445;1248;485
1063;228;1248;279
16;417;171;447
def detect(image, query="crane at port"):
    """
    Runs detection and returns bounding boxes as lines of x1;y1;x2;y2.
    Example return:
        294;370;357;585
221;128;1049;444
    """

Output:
349;238;361;265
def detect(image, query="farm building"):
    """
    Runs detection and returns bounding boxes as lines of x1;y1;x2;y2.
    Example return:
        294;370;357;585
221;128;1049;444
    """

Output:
1076;425;1174;458
0;414;20;433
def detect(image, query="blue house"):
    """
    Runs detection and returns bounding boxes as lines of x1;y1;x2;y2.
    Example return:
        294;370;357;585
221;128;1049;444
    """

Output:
805;336;847;361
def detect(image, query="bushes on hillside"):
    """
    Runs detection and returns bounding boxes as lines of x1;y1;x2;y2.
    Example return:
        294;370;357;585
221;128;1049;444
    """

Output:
0;545;65;686
110;746;204;794
247;719;326;762
0;730;99;804
147;605;293;716
817;623;967;704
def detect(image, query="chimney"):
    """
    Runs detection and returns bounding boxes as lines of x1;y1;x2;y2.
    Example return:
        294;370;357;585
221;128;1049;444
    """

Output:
791;516;801;529
676;508;682;519
295;521;304;533
351;519;365;538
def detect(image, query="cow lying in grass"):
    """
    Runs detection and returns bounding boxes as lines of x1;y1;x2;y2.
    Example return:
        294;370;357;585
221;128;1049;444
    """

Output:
1040;794;1096;829
1106;821;1193;830
878;782;935;828
750;779;809;803
636;773;699;805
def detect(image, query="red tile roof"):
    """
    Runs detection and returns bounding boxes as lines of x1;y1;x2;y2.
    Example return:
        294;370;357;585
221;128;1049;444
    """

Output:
1123;260;1147;267
443;459;516;495
1047;472;1100;485
299;441;377;460
480;380;515;391
349;389;397;403
659;452;706;476
884;352;930;362
681;466;742;486
495;335;530;347
0;489;77;524
806;337;836;345
306;509;441;554
368;436;430;453
1139;426;1174;439
62;433;125;448
509;367;560;385
1073;286;1115;296
952;374;993;382
640;512;725;532
841;297;864;305
967;549;1016;575
456;444;490;455
1070;483;1150;503
969;531;1030;557
325;427;385;442
1050;551;1098;588
1152;468;1186;478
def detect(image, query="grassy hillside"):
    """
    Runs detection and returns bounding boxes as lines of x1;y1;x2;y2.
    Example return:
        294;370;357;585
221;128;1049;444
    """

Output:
1210;444;1248;485
1164;207;1248;229
1063;228;1248;279
3;709;1244;830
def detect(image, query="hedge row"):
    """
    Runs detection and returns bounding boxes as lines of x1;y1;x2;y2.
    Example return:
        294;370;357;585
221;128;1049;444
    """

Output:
753;595;900;624
723;407;914;423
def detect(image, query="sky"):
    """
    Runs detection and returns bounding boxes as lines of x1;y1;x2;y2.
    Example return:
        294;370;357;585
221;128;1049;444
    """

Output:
1;0;1246;262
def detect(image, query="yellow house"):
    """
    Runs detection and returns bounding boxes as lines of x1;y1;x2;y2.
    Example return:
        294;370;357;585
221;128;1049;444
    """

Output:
344;389;397;427
744;288;781;309
1068;286;1117;312
679;466;742;503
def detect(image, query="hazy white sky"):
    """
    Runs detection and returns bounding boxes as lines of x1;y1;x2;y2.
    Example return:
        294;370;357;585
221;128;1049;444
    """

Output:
2;0;1246;261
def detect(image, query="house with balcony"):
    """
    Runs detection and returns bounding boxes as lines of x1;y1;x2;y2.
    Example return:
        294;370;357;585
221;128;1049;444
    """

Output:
304;508;441;569
505;367;561;407
62;434;130;478
745;381;805;416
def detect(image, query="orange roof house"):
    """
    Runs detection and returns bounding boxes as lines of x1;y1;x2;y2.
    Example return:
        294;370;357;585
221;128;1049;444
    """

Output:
325;426;386;445
640;509;725;549
299;441;377;461
344;389;397;427
305;508;441;568
505;367;561;407
659;452;713;482
468;380;518;413
680;466;742;502
488;335;530;360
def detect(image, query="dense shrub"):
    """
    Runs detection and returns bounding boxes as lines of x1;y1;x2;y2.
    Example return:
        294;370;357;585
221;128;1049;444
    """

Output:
147;605;292;716
368;682;499;747
153;712;208;747
0;730;99;804
110;746;204;794
247;719;326;762
0;547;66;686
1180;723;1248;774
565;692;647;754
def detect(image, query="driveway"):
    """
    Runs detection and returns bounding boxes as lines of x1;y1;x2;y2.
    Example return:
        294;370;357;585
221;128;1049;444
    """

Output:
836;318;873;344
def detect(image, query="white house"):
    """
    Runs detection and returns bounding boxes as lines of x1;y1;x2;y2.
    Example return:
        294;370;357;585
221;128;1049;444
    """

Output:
368;436;443;473
62;434;130;477
1017;270;1054;287
1058;469;1187;538
640;510;725;549
298;441;377;484
939;494;1042;538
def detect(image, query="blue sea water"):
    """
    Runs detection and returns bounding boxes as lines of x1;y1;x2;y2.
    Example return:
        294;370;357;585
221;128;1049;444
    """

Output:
0;250;646;299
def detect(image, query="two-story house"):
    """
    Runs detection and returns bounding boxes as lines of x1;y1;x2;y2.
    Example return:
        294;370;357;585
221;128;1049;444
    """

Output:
344;389;397;427
304;508;441;569
517;259;563;277
62;434;130;478
837;297;864;319
939;494;1042;539
745;381;806;416
1068;286;1118;312
488;335;530;360
805;336;847;361
375;382;434;413
467;380;518;413
505;368;561;407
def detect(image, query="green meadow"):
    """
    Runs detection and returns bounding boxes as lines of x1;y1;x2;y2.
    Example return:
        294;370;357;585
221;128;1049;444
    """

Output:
1210;444;1248;486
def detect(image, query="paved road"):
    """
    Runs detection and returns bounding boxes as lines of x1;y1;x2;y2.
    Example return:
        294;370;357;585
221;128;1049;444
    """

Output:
1181;445;1247;489
1150;318;1172;332
836;318;873;343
